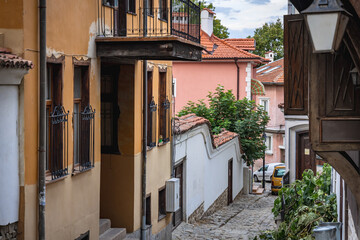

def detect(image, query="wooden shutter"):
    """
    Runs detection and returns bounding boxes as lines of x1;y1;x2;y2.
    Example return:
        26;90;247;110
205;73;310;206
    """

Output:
284;14;311;116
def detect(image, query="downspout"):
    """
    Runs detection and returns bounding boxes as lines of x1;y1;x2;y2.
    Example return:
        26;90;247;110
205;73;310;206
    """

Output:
235;58;240;100
38;0;46;239
141;0;148;239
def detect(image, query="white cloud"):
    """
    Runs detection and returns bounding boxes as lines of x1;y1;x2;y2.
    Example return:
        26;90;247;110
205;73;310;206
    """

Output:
206;0;288;36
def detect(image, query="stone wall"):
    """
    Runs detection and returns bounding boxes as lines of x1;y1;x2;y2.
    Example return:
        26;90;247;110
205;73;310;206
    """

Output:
188;203;204;224
203;189;228;217
0;223;18;240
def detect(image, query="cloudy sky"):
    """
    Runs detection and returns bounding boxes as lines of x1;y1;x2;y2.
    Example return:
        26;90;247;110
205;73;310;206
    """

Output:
205;0;288;38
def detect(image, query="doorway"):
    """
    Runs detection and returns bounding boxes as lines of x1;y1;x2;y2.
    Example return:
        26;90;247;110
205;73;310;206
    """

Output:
296;131;316;179
173;162;183;228
228;159;233;205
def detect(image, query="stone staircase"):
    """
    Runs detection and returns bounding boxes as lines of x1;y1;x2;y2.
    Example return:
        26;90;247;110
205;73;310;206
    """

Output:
252;185;264;195
99;219;126;240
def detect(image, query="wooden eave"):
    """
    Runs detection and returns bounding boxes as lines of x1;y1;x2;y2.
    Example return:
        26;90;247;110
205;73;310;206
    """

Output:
95;36;204;61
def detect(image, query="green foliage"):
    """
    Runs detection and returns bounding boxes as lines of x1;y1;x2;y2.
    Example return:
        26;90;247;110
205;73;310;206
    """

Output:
191;0;230;39
255;164;337;240
178;85;269;165
248;18;284;60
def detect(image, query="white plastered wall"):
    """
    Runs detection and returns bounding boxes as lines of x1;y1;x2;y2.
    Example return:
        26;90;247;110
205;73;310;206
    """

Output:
284;115;309;183
175;124;244;221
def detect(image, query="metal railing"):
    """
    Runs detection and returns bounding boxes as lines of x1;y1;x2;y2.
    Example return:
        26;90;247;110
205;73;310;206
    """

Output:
97;0;201;44
73;105;96;173
49;106;69;180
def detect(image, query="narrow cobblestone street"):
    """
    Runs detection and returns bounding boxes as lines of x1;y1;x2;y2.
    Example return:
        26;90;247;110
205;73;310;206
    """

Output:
172;183;277;240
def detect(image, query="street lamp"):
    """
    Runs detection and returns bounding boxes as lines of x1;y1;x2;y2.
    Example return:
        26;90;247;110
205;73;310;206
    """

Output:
302;0;351;53
350;67;360;87
262;132;267;189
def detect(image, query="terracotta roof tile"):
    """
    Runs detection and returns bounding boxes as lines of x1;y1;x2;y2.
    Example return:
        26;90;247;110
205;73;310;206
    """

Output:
175;114;241;150
0;48;34;69
203;8;215;15
224;38;256;51
201;31;268;63
255;58;284;83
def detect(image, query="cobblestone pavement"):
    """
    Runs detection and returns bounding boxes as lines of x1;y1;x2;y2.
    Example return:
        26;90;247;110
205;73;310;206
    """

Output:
172;183;277;240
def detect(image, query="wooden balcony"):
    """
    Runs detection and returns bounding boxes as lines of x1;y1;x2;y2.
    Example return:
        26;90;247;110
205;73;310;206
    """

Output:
96;1;203;61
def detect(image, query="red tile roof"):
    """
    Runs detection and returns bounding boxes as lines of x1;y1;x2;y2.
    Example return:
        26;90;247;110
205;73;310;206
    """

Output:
203;8;215;15
175;114;241;149
255;58;284;83
224;38;256;51
0;48;34;69
201;31;268;63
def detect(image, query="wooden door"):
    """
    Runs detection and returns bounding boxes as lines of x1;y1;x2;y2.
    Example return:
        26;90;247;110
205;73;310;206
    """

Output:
296;132;316;179
173;163;183;228
228;159;233;205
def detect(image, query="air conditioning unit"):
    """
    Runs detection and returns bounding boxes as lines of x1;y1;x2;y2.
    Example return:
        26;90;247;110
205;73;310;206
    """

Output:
166;178;180;213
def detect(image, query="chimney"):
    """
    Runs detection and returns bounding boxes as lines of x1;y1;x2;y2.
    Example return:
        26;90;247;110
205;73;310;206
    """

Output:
201;9;215;36
265;51;274;62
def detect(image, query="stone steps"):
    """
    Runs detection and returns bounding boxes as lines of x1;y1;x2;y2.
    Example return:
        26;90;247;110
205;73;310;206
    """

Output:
99;218;126;240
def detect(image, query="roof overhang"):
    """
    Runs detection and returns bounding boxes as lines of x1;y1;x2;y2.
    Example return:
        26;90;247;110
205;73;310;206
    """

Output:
96;36;204;61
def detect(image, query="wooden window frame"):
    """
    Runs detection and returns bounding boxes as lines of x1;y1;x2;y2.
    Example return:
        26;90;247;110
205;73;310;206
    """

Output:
146;194;152;226
46;57;65;180
73;60;91;171
158;186;166;221
158;70;170;144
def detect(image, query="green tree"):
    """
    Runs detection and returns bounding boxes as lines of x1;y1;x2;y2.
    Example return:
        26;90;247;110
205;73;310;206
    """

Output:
192;0;230;39
248;18;284;60
178;86;269;165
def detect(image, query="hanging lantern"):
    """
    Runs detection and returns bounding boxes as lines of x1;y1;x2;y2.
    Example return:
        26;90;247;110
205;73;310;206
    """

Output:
302;0;351;53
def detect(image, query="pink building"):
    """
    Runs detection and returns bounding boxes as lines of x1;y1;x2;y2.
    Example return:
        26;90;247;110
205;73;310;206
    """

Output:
253;58;285;169
173;9;268;113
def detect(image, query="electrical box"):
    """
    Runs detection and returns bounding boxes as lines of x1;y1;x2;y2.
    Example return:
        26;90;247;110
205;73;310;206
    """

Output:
166;178;180;212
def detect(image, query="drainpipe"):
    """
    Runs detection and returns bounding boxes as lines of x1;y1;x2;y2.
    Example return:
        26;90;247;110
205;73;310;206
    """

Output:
141;0;148;239
234;58;240;100
38;0;46;239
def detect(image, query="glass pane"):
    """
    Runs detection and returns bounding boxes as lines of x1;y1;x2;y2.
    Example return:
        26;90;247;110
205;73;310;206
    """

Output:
73;103;80;165
101;75;113;95
74;67;82;99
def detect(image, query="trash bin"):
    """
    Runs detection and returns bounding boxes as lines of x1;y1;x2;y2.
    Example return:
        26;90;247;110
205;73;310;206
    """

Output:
313;225;337;240
317;222;342;240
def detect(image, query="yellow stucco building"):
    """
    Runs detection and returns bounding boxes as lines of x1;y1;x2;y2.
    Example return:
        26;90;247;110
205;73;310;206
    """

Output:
0;0;202;239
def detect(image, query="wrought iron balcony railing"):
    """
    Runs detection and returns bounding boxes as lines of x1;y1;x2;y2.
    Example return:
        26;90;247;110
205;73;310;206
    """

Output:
97;0;201;44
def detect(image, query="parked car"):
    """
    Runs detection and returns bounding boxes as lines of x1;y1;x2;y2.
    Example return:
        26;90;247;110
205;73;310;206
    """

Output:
253;163;285;182
271;165;286;195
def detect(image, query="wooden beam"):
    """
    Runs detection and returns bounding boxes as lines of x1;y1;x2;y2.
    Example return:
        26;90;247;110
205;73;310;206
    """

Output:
349;0;360;19
96;40;202;61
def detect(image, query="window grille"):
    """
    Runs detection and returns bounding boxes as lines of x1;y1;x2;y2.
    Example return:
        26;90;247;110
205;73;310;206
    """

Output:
73;105;96;173
148;98;157;148
49;105;69;180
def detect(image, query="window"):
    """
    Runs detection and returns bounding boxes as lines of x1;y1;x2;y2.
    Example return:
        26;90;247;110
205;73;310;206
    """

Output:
147;0;153;16
260;98;269;113
265;134;273;154
147;71;157;148
46;62;69;181
158;187;166;220
159;0;167;21
102;0;117;7
128;0;136;13
146;195;151;225
73;65;95;173
101;67;120;153
159;71;170;144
